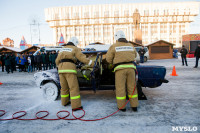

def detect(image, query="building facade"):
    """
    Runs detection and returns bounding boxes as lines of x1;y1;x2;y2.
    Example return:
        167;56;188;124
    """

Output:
45;1;199;48
182;34;200;52
2;38;14;47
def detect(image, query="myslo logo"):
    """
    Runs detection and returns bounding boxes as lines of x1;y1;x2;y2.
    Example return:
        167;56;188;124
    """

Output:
172;126;198;132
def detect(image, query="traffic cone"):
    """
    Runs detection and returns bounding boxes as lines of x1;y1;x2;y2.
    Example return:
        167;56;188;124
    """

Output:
170;66;178;76
0;82;3;85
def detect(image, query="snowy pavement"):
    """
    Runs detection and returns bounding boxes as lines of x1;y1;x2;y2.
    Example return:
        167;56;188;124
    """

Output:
0;57;200;133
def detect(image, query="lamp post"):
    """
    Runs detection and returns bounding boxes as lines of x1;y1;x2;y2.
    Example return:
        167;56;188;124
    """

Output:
30;19;41;45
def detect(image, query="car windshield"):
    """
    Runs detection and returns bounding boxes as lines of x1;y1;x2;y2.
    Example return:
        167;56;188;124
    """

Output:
135;47;148;52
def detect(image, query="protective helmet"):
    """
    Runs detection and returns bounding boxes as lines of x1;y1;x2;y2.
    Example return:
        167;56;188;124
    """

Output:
69;37;79;46
114;30;126;41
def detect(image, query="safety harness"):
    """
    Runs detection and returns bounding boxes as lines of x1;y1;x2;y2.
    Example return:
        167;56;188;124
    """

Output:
58;59;77;74
60;59;74;63
113;61;136;72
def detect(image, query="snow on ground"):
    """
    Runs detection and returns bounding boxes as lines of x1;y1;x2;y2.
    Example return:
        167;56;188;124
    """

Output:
0;56;200;133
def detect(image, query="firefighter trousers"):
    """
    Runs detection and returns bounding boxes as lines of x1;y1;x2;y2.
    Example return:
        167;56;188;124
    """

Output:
59;73;81;109
115;68;138;109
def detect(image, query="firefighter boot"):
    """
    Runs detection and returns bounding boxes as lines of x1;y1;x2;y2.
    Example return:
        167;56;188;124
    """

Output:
118;108;126;112
64;101;71;106
132;107;137;112
72;106;83;112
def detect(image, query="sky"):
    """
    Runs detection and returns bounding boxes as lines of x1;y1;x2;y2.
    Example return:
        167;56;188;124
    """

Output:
0;0;200;48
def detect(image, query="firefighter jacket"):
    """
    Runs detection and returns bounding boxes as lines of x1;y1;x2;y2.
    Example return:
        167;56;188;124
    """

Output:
106;41;137;72
56;44;93;74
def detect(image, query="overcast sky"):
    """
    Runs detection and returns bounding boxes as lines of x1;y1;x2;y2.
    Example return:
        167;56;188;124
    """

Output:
0;0;200;48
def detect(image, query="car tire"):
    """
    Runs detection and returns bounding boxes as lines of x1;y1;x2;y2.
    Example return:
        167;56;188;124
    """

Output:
41;82;59;101
144;56;147;62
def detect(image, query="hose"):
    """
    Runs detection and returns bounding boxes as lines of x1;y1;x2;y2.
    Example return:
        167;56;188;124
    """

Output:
0;79;136;121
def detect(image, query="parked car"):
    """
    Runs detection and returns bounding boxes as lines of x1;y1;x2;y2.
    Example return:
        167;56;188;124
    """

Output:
34;51;168;101
135;46;150;62
33;46;63;56
84;44;111;51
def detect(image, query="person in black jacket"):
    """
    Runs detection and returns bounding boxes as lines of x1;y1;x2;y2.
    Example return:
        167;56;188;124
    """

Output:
51;51;57;69
46;52;50;70
10;53;16;71
138;46;146;63
194;43;200;68
4;54;12;74
35;52;42;71
180;45;188;66
0;53;5;72
41;52;46;71
29;52;35;71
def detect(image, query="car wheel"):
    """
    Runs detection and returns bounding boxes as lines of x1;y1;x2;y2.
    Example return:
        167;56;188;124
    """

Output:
144;56;147;62
41;82;59;101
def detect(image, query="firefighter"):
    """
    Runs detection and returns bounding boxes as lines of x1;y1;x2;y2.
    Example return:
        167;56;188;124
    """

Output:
55;37;93;111
106;31;138;112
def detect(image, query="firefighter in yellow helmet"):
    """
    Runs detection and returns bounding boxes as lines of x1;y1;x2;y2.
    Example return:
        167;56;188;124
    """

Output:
56;37;93;111
106;31;138;112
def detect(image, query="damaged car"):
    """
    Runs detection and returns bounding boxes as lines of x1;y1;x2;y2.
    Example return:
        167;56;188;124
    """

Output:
34;51;168;101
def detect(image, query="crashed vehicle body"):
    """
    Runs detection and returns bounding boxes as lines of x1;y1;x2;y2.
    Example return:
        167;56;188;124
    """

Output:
34;51;168;101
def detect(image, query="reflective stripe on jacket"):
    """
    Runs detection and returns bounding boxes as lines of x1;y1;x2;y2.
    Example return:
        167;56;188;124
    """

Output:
106;41;137;71
56;45;92;74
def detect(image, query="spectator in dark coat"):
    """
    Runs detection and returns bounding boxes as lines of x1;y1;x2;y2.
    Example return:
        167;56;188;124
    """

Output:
51;51;57;69
1;53;5;72
41;52;46;71
180;45;188;66
194;43;200;68
29;52;35;71
4;54;12;74
10;53;16;71
49;52;52;69
138;46;146;63
0;54;1;62
24;53;29;72
35;52;42;71
46;52;50;70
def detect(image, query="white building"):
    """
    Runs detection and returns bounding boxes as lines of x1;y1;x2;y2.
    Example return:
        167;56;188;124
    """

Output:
45;1;199;48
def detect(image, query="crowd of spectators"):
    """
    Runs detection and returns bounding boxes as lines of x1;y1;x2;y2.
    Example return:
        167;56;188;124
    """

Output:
0;51;58;74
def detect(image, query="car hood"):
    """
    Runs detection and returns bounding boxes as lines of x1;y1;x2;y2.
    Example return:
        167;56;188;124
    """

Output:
34;69;59;87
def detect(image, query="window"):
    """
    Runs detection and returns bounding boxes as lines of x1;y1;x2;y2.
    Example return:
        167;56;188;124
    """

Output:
151;46;170;53
104;11;109;23
124;10;129;17
84;12;89;18
124;10;129;22
65;13;69;19
94;11;99;18
114;10;119;17
144;10;149;16
104;11;109;17
154;10;159;16
173;9;176;15
74;13;79;18
94;12;99;23
163;9;169;16
114;10;119;23
84;12;89;24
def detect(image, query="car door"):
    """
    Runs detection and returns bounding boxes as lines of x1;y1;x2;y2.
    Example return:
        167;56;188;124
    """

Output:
91;53;102;92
